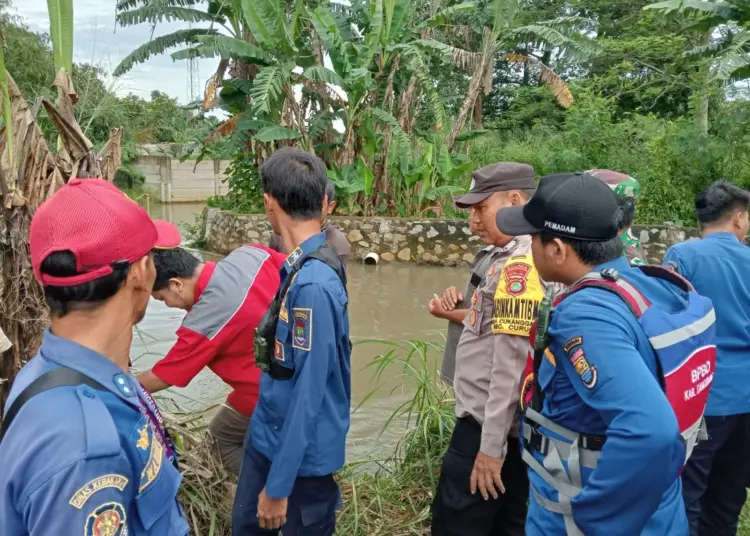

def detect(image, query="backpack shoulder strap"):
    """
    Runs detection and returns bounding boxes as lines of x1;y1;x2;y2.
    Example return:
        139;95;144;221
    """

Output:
308;244;348;293
637;264;694;292
0;368;106;443
565;269;651;318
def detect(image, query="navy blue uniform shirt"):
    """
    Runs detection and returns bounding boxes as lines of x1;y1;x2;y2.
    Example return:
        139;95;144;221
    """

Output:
528;257;687;535
0;329;188;536
251;232;352;499
664;231;750;416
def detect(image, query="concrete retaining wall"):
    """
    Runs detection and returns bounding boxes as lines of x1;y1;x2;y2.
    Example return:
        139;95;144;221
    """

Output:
132;148;230;203
202;208;706;266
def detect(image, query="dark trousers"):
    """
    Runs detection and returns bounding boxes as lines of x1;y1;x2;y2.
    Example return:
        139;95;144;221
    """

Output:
431;417;529;536
682;413;750;536
232;445;339;536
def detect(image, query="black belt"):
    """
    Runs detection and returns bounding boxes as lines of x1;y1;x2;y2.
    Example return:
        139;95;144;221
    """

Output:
525;421;606;455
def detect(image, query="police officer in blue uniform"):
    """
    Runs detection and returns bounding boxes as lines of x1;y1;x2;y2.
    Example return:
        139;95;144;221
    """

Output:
663;181;750;535
232;148;351;536
495;172;716;535
0;178;187;536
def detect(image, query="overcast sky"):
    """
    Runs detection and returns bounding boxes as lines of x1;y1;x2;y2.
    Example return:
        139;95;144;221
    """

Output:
10;0;217;104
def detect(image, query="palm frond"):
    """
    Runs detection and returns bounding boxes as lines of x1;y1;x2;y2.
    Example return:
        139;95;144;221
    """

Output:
171;35;271;64
302;66;346;89
254;124;302;143
249;65;289;115
113;29;217;77
117;5;219;26
308;110;336;138
506;54;574;108
311;6;352;76
364;108;411;152
418;2;475;28
117;0;198;10
241;0;286;49
512;24;601;61
645;0;741;20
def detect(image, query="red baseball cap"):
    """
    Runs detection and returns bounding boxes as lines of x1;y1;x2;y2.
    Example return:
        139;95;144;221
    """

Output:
30;179;181;287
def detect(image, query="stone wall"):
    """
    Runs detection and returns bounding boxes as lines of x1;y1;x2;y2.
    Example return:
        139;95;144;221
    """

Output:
203;209;709;265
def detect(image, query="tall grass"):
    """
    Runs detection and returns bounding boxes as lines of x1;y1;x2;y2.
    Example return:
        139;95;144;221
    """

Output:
336;339;455;536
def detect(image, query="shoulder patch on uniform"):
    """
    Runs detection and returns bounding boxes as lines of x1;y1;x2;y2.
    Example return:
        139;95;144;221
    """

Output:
139;435;164;493
274;340;286;362
287;247;303;266
85;502;127;536
491;253;543;336
292;308;312;351
70;475;129;509
568;346;598;389
563;336;582;354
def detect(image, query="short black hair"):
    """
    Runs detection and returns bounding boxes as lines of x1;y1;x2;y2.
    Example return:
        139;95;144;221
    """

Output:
540;232;624;266
41;251;131;317
619;197;636;229
695;181;750;227
153;248;201;291
261;148;328;220
326;180;336;203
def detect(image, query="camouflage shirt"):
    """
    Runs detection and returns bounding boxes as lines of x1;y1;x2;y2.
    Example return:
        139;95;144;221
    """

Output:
621;229;647;265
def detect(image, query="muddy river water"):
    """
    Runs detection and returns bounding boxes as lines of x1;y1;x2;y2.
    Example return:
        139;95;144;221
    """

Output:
135;204;464;458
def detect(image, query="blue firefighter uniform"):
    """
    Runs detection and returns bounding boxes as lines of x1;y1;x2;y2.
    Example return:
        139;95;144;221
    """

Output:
233;232;351;536
0;329;188;536
664;231;750;534
525;257;694;535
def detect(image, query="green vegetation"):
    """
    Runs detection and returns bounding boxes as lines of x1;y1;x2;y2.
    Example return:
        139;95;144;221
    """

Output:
113;0;750;225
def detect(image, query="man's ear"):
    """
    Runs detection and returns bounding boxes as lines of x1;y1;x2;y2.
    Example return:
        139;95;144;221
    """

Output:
168;278;184;293
509;191;523;206
129;255;153;291
552;238;568;265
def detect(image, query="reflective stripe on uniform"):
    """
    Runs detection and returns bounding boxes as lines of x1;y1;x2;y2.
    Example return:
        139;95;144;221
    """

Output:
649;309;716;350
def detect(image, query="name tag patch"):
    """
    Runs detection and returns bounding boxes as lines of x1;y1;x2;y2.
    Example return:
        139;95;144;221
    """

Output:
139;433;164;492
292;308;312;351
70;475;129;509
85;502;127;536
492;253;543;336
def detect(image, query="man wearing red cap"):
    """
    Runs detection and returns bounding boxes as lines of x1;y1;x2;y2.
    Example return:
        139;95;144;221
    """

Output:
0;179;188;535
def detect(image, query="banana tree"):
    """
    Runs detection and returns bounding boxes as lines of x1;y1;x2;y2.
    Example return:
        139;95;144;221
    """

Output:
441;0;600;150
645;0;750;135
0;2;122;410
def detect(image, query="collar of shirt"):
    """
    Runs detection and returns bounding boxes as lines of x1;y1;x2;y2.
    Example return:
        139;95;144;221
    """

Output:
593;255;631;276
194;261;217;303
38;328;140;406
281;231;327;278
704;231;740;243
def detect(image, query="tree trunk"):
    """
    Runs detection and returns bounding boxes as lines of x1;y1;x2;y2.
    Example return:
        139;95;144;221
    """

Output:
373;56;400;207
447;62;486;151
472;93;483;128
398;73;419;133
695;32;711;136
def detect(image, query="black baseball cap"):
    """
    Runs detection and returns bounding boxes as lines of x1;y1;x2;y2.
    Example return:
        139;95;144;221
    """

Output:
454;162;536;209
495;172;621;241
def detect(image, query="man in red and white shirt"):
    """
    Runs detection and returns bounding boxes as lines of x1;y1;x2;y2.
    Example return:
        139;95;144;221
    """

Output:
137;244;285;474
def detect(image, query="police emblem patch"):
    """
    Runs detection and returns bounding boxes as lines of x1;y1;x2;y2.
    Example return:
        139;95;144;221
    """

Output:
488;264;496;277
292;308;312;351
519;372;534;411
567;346;597;389
86;502;127;536
503;261;531;297
70;475;129;509
274;340;285;362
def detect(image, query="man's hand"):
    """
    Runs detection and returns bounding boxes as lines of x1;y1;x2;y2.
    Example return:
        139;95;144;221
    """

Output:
440;286;463;311
428;294;449;319
470;451;505;500
257;489;288;529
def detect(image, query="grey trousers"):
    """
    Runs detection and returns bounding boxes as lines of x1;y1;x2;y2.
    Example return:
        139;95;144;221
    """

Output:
207;403;251;476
